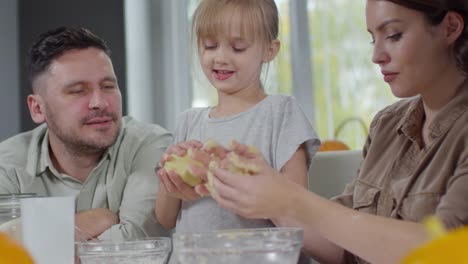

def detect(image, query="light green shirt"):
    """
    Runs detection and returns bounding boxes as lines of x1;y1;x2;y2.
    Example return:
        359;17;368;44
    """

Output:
0;116;172;240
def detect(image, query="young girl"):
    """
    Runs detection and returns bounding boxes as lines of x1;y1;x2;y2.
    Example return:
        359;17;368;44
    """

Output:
155;0;320;234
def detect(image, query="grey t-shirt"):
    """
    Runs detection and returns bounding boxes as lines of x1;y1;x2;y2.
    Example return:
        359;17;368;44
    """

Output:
174;95;320;233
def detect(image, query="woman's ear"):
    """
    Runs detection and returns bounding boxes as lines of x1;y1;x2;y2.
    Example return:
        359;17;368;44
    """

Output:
263;39;281;63
27;94;46;124
443;11;464;45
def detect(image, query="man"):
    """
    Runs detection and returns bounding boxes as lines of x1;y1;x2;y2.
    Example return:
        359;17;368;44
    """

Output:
0;27;172;240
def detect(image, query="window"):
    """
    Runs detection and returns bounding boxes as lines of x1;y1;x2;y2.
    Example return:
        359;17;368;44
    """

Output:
307;0;395;148
186;0;396;149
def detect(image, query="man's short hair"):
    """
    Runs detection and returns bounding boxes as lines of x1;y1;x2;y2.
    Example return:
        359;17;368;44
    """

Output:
27;27;111;92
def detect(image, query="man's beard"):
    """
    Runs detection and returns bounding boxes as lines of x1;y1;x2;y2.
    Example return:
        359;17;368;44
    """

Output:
46;107;121;155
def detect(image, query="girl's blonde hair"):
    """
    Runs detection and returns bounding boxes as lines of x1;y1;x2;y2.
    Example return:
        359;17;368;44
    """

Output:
192;0;279;52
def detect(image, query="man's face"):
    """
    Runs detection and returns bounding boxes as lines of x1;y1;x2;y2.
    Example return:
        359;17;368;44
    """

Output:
31;47;122;154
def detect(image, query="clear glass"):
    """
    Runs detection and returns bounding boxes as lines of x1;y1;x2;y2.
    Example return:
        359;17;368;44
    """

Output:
172;227;303;264
0;193;38;242
76;237;172;264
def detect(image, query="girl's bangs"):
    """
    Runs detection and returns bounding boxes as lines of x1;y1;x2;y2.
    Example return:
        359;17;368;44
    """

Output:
195;2;264;44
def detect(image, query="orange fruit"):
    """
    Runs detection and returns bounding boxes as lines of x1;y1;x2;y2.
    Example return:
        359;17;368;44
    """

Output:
402;227;468;263
0;232;34;264
318;140;350;152
402;218;468;264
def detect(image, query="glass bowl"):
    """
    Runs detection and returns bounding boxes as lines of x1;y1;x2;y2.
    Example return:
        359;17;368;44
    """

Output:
76;237;171;264
171;227;303;264
0;193;38;242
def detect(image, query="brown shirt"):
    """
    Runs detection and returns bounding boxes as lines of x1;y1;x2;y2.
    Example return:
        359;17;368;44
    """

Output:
332;81;468;264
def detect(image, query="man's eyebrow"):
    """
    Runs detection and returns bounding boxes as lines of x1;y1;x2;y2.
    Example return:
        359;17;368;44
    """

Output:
62;76;117;90
368;18;403;33
100;76;118;83
64;76;117;88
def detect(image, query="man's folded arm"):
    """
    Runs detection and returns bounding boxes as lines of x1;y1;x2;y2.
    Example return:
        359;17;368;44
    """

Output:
98;168;170;240
99;133;172;240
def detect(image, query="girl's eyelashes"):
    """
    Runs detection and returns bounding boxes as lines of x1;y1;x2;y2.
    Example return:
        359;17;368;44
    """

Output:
204;44;217;50
233;47;246;52
203;45;247;52
203;39;217;50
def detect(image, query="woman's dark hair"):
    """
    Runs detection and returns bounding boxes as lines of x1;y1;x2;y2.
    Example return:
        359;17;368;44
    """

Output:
27;27;111;88
383;0;468;75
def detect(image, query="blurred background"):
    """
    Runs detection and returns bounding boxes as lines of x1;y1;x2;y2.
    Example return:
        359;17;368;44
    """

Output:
0;0;396;149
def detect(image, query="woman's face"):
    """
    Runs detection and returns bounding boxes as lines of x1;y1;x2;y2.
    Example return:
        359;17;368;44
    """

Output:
366;0;451;98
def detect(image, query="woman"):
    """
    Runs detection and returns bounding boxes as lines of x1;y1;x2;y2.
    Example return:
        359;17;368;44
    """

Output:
207;0;468;263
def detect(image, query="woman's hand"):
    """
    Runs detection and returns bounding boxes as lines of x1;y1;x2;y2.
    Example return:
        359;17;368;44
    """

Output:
209;148;300;219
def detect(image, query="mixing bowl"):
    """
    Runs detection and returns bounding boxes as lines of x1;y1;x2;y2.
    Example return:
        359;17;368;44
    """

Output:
171;227;303;264
76;237;171;264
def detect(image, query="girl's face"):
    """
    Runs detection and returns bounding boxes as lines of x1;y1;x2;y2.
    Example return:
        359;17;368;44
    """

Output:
198;11;272;96
366;0;451;98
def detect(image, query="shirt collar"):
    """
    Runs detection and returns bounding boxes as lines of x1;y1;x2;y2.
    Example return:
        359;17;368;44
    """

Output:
36;125;121;176
397;79;468;145
397;98;424;145
428;79;468;138
37;129;50;175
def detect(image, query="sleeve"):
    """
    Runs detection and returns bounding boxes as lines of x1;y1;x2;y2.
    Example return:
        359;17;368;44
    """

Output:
173;111;190;144
0;166;21;194
435;153;468;229
99;129;173;240
276;97;321;170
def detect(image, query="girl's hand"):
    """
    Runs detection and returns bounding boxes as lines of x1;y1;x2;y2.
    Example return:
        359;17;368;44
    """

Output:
157;168;201;201
209;150;299;219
